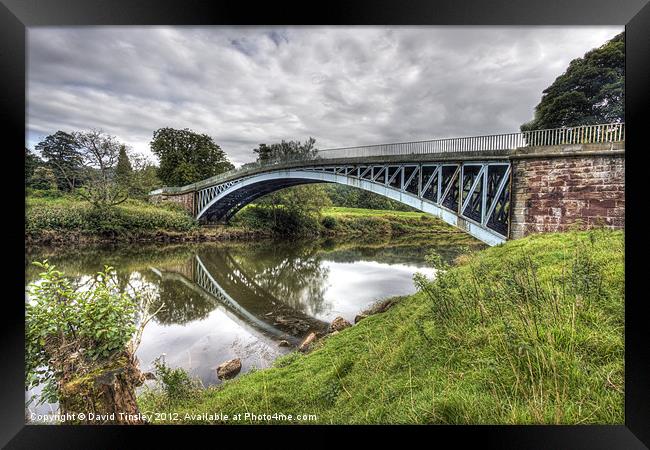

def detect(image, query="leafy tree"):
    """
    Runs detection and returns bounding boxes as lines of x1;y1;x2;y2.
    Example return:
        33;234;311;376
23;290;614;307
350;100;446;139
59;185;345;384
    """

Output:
30;166;59;191
521;32;624;132
26;262;138;404
35;131;84;192
25;148;43;187
74;130;130;208
128;153;162;199
150;128;234;186
240;184;332;235
253;137;318;163
115;145;133;189
25;261;162;421
235;137;331;234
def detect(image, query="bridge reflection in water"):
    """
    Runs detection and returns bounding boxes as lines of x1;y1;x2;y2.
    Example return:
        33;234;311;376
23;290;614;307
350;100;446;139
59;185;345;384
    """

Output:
145;238;453;353
150;249;331;347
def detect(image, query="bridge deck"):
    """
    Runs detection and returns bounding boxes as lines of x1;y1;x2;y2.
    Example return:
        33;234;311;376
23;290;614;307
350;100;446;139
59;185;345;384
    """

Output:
150;123;624;196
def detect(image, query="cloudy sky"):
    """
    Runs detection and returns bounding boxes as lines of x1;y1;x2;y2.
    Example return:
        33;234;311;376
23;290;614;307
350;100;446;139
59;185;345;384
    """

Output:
27;26;622;166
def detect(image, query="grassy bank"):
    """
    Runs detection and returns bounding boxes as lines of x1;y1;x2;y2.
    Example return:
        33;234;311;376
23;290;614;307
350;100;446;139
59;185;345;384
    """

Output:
320;207;464;236
231;205;463;238
26;196;459;245
25;196;271;244
138;229;624;424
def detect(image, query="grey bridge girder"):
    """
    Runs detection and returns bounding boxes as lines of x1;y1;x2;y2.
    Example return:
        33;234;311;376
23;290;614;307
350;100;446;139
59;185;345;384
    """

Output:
196;161;512;246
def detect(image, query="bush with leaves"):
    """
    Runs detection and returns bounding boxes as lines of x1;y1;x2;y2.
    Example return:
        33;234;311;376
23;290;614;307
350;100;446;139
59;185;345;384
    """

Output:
152;357;201;404
25;261;138;404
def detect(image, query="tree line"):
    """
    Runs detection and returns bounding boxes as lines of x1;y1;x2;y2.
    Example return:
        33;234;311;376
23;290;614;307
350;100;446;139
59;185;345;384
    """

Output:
26;128;408;216
25;128;235;208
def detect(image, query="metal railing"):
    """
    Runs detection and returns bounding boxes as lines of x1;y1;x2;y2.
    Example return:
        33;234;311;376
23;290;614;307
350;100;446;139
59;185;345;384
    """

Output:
317;122;624;158
151;122;624;194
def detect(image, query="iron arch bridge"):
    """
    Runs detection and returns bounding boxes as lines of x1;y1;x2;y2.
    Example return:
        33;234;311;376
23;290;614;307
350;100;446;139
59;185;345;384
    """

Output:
196;161;511;246
150;123;625;247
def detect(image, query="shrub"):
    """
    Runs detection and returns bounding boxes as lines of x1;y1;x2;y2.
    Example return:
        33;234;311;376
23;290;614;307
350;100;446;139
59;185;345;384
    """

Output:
25;261;138;403
321;215;338;229
27;188;63;199
152;357;201;404
232;205;321;236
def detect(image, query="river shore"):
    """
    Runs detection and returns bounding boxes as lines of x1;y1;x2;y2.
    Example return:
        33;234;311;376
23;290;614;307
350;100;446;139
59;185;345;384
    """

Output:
136;230;624;425
26;196;467;246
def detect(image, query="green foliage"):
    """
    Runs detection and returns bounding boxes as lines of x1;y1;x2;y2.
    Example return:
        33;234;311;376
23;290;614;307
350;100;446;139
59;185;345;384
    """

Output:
74;130;131;208
322;207;457;237
35;131;84;192
27;187;62;199
522;32;624;131
127;153;163;200
252;137;318;163
25;261;138;401
115;145;133;189
321;215;338;230
26;196;197;236
25;148;43;187
151;128;234;186
29;166;59;192
234;184;332;236
325;184;414;211
151;357;201;404
138;230;624;424
235;204;322;236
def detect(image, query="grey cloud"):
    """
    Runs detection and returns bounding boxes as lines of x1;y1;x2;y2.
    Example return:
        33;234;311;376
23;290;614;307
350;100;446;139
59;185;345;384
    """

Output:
28;26;622;166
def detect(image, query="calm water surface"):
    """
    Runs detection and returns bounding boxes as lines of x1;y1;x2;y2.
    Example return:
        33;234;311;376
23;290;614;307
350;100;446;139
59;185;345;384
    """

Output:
25;235;480;411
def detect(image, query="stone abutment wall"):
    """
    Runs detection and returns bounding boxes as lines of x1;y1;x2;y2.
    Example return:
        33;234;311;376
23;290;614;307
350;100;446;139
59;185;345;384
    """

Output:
509;143;624;239
150;191;195;216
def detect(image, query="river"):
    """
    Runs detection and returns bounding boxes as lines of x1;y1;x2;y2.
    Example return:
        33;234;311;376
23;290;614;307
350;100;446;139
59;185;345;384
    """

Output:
25;234;481;413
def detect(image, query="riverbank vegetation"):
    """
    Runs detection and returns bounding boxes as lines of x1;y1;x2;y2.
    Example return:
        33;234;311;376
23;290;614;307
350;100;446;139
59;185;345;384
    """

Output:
26;195;198;243
137;229;624;424
25;130;447;243
26;262;155;424
26;192;456;244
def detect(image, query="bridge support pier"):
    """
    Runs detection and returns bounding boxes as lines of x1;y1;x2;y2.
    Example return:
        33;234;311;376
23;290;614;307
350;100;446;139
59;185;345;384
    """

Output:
509;143;625;239
150;191;196;216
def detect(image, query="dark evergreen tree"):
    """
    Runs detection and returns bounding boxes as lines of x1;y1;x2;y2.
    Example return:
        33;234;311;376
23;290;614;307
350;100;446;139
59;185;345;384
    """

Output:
25;148;42;187
521;32;624;132
115;145;133;189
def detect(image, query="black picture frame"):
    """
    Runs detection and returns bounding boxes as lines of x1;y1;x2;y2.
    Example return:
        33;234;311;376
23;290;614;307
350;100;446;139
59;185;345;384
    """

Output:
3;0;649;447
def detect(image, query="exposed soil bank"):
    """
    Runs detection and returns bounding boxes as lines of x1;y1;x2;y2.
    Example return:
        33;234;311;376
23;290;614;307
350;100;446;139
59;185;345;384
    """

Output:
25;226;273;246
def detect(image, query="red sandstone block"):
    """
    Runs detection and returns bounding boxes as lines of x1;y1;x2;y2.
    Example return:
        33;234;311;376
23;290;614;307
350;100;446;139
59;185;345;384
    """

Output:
579;207;609;217
590;199;617;208
607;207;625;216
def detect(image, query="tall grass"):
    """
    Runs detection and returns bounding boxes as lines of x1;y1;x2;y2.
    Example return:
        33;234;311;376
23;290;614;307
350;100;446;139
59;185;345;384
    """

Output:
137;230;624;424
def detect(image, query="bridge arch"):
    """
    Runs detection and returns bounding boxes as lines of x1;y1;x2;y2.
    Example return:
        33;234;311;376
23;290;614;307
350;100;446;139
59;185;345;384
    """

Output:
151;123;625;248
196;162;511;246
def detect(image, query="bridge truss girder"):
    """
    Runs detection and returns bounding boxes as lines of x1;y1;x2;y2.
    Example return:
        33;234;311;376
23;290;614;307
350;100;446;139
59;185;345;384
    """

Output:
196;161;511;246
